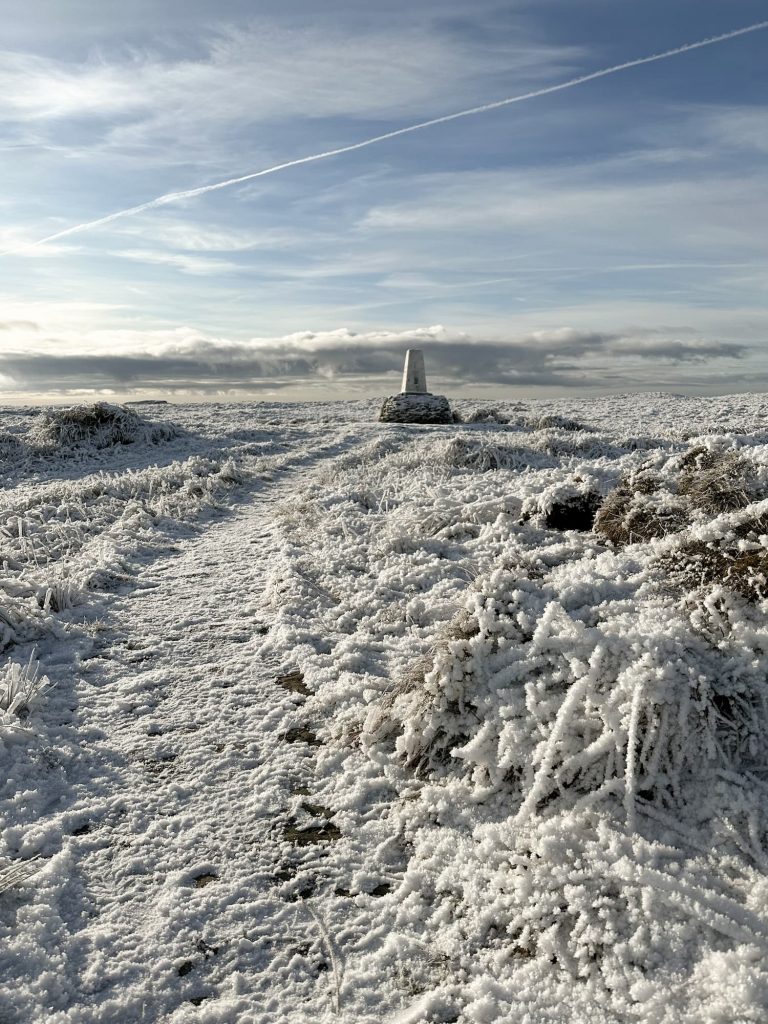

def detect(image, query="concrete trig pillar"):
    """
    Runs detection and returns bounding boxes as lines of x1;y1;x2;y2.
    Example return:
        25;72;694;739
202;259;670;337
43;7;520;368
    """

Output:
401;349;428;394
380;347;451;423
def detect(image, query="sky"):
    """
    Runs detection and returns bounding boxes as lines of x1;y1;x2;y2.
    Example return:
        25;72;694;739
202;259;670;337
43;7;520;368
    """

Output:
0;0;767;404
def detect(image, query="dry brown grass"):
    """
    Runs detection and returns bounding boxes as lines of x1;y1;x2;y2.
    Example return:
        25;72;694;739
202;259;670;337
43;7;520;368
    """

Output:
594;448;761;547
678;450;755;514
657;541;768;602
593;485;688;545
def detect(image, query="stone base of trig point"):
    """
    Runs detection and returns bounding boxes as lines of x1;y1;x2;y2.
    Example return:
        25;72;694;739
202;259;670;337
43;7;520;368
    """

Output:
379;392;453;424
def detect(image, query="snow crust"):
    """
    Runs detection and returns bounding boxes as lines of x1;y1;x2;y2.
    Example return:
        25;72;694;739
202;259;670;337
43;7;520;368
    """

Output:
2;394;768;1022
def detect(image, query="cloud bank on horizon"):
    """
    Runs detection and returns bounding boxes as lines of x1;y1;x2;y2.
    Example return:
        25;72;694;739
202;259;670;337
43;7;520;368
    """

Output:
0;322;755;399
0;0;766;399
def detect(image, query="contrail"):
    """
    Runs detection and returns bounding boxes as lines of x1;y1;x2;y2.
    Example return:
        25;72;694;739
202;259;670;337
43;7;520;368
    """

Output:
3;19;767;258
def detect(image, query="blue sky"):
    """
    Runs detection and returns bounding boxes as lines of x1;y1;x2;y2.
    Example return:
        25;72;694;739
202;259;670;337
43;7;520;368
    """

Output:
1;0;766;402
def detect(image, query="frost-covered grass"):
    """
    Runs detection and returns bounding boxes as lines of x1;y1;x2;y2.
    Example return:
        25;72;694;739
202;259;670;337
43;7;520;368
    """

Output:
0;654;50;739
0;855;41;896
264;400;768;1021
3;393;768;1021
0;429;249;653
31;401;181;450
0;399;259;655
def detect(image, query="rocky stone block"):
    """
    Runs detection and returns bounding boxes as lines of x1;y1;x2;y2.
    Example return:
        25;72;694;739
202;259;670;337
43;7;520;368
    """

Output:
379;392;453;424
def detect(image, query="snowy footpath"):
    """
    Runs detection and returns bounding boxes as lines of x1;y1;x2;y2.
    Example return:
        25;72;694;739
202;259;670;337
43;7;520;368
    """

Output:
0;410;391;1023
6;482;299;1021
4;395;768;1023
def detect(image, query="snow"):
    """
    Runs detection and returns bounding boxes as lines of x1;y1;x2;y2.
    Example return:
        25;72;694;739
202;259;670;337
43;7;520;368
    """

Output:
2;393;768;1022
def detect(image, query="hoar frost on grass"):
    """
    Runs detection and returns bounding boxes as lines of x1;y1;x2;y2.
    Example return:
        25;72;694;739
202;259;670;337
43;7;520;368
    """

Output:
0;654;50;740
0;455;246;653
264;415;768;1021
31;401;180;451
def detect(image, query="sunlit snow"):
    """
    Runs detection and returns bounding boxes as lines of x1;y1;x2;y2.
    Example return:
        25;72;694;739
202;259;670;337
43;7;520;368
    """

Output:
2;393;768;1023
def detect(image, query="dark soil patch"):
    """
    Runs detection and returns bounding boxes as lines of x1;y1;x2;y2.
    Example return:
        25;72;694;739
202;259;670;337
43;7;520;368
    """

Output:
300;801;333;818
545;493;601;532
283;727;321;746
283;821;341;845
193;872;218;888
277;669;310;696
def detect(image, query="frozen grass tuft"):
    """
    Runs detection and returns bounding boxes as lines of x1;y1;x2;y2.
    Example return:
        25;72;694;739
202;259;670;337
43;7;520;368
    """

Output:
594;446;768;547
0;855;41;895
453;406;511;425
0;433;24;464
443;436;544;472
0;653;51;729
32;402;180;451
524;413;590;432
594;479;687;544
678;449;756;514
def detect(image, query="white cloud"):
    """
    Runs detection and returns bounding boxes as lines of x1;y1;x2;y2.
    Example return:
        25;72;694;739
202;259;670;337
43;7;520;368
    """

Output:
0;23;583;153
111;248;242;275
0;321;749;396
112;218;304;253
361;168;767;240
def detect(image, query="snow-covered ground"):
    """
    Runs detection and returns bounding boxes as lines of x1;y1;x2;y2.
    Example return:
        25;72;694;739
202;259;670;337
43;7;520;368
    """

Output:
2;393;768;1023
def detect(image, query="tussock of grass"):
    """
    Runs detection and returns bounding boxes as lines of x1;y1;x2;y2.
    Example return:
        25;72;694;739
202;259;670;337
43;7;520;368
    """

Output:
657;541;768;602
594;448;763;547
0;433;24;464
524;413;589;432
678;450;756;514
32;402;180;450
443;436;545;472
0;654;51;736
594;483;688;544
453;406;511;424
364;609;480;763
593;446;768;604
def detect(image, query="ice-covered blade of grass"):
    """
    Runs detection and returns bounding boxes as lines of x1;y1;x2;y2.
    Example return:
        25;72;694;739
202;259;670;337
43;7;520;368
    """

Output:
0;855;41;895
0;654;50;739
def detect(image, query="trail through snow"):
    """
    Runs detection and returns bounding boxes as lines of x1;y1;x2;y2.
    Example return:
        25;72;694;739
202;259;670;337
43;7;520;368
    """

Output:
0;428;393;1024
60;484;291;1022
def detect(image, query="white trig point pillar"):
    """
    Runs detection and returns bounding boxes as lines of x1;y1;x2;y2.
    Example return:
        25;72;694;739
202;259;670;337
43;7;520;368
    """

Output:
402;349;428;394
379;348;452;423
